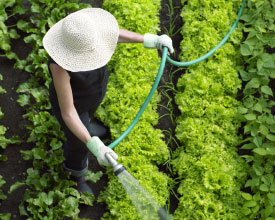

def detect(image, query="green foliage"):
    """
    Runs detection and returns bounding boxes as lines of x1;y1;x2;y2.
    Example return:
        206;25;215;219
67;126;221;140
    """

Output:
0;213;11;220
0;72;21;162
95;0;170;219
172;0;248;219
0;0;26;62
237;0;275;219
0;74;6;95
19;187;92;219
102;0;160;34
0;176;11;220
0;175;7;201
0;125;21;151
1;0;101;219
0;74;5;121
85;170;103;183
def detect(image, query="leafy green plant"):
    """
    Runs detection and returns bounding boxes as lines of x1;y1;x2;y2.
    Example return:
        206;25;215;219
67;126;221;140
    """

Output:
0;125;21;162
163;0;181;38
0;75;7;163
0;7;21;212
0;74;21;156
0;175;7;201
0;0;26;62
94;0;171;219
0;213;11;220
1;0;104;219
158;67;181;126
171;0;248;219
0;74;5;96
0;176;11;220
0;74;7;160
237;0;275;219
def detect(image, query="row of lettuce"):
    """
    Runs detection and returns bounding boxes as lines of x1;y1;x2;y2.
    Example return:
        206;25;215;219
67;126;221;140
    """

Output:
238;0;275;219
172;0;275;219
172;0;248;219
96;0;171;219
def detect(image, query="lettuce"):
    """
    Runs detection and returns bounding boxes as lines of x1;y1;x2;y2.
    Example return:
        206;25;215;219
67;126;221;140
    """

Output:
96;0;170;219
172;0;248;219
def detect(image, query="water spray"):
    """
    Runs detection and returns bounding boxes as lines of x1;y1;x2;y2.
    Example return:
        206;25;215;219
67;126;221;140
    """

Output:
105;153;171;220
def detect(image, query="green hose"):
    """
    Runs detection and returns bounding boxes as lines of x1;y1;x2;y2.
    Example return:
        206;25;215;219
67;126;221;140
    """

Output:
167;0;245;66
108;0;245;149
108;47;168;149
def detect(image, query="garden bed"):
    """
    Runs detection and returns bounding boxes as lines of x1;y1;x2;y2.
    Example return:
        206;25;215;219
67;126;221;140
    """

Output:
0;0;274;220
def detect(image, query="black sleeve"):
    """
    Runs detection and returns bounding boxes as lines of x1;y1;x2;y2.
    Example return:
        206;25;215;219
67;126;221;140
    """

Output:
48;56;57;65
48;57;62;79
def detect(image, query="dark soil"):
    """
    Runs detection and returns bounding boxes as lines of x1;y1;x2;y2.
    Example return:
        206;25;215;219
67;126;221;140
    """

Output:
0;2;33;217
0;0;183;219
157;0;183;148
156;0;183;214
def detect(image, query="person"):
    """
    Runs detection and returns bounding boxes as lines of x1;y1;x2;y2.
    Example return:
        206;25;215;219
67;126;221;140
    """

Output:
42;8;174;195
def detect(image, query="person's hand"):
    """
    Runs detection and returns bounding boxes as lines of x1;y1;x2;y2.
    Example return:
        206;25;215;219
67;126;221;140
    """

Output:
86;136;118;166
143;33;174;54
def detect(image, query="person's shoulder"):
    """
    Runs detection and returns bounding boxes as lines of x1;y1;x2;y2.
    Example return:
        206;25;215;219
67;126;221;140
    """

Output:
48;57;72;73
48;56;57;65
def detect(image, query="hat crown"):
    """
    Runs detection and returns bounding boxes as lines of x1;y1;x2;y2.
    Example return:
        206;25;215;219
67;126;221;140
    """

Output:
62;13;97;52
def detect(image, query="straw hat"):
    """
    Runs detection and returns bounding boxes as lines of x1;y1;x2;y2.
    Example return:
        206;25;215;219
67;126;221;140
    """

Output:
43;8;119;72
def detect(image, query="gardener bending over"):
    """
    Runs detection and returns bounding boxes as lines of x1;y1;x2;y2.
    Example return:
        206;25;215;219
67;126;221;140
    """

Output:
43;8;174;194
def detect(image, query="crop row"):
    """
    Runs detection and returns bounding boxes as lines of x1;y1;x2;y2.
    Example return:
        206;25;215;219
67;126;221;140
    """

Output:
1;0;104;219
95;0;171;219
0;1;23;219
0;75;11;220
238;0;275;219
171;0;248;219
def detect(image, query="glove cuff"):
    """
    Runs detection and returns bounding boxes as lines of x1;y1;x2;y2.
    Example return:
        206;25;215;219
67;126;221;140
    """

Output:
86;136;100;158
143;33;159;49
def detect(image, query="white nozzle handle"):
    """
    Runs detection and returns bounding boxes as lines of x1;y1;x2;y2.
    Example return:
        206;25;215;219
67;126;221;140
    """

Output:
105;152;118;167
105;152;125;175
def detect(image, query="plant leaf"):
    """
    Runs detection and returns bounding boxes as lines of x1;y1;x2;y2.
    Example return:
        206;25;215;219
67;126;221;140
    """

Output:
241;192;253;200
244;113;257;120
9;181;25;194
261;86;273;96
253;148;267;156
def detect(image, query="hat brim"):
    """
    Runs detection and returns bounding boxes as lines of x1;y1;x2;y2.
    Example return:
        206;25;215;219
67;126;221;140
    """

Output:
43;8;119;72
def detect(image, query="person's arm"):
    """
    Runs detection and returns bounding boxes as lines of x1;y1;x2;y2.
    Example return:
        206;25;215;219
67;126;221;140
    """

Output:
118;29;144;43
50;63;91;144
50;63;118;166
118;29;174;54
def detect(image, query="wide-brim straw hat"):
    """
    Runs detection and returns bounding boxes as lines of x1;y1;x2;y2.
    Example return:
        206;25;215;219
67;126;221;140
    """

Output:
43;8;119;72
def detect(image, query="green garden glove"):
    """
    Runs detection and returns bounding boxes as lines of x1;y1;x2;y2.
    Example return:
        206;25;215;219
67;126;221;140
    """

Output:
143;33;174;54
86;136;118;166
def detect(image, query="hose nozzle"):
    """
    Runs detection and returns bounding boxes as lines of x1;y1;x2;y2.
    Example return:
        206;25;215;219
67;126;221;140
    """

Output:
105;152;126;176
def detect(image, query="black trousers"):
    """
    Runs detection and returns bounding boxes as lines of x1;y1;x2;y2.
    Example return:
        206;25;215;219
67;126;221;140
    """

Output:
52;95;104;175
